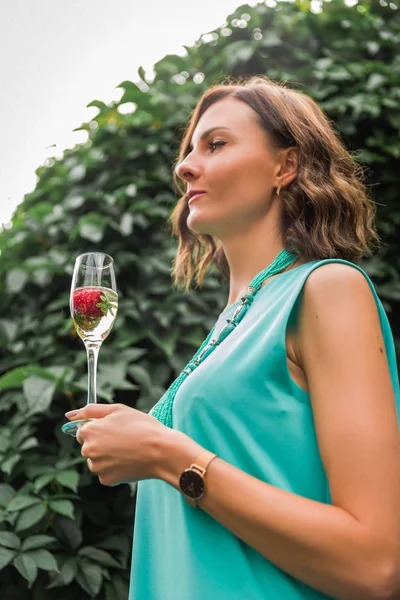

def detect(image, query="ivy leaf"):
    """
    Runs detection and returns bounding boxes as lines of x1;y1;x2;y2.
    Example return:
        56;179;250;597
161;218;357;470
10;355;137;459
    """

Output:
127;364;153;393
98;534;130;560
49;500;75;519
148;327;180;358
21;535;57;551
25;548;59;572
0;484;16;507
105;574;129;600
13;554;38;587
55;470;79;492
0;531;21;550
7;495;41;512
138;65;147;82
6;269;28;294
52;515;82;552
76;558;103;597
1;453;21;475
0;431;11;453
47;557;77;588
77;214;108;242
23;376;57;415
0;365;57;391
19;437;39;451
33;473;54;493
0;546;17;570
79;546;122;568
15;504;47;532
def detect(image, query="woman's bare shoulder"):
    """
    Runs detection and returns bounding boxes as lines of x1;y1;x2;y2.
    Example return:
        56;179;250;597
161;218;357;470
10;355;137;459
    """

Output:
301;262;374;315
293;261;381;371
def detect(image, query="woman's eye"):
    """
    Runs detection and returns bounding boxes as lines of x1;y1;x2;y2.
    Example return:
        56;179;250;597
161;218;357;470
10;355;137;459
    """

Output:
209;140;226;152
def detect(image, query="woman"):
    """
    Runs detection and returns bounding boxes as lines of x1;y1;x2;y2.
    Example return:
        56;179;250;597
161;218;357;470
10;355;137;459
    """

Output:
66;76;400;599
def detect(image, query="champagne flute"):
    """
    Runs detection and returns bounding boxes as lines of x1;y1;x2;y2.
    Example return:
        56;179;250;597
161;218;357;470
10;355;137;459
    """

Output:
62;252;118;437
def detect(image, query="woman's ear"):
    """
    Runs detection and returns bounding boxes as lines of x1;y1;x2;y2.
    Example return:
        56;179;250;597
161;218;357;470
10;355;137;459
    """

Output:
275;147;299;188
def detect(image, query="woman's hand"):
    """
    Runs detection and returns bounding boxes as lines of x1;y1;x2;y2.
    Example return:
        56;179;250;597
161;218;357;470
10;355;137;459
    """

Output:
65;403;177;487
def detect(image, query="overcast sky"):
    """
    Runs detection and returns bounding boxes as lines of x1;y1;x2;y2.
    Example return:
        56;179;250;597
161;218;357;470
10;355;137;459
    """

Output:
0;0;259;227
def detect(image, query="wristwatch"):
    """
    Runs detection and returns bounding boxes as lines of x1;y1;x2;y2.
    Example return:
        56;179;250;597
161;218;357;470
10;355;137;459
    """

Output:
179;450;217;509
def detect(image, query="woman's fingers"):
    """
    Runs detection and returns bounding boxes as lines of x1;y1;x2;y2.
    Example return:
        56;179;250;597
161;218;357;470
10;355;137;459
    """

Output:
76;421;91;445
65;403;122;421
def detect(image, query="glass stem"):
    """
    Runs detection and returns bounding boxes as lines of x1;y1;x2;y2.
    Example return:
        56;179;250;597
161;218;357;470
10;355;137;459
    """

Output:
85;343;100;404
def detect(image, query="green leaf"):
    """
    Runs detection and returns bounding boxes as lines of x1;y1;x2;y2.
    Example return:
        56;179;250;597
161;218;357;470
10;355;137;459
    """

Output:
19;437;39;451
0;367;32;390
23;376;57;415
64;194;85;209
13;553;38;587
138;65;147;82
49;499;75;519
0;531;21;550
0;432;11;453
0;546;16;569
76;558;103;597
0;484;16;507
0;319;18;342
6;269;28;294
55;456;85;470
79;546;122;568
25;548;59;572
7;495;41;512
87;99;108;111
80;223;104;242
97;362;136;393
55;470;79;492
148;328;180;358
53;515;82;551
27;201;54;221
15;503;47;532
105;574;129;600
33;473;54;492
120;213;135;236
127;364;153;393
21;534;57;551
261;31;281;47
77;213;108;242
0;365;57;391
98;534;130;555
1;453;21;475
47;556;77;588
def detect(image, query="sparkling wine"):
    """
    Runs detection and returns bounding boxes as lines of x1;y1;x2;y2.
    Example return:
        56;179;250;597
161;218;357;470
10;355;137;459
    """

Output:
62;252;118;437
72;286;118;343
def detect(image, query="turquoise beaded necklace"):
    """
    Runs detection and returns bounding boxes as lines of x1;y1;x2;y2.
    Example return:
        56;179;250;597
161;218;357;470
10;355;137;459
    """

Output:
150;248;298;428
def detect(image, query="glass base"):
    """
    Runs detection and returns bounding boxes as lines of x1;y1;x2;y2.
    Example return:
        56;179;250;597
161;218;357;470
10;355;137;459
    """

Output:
61;418;94;437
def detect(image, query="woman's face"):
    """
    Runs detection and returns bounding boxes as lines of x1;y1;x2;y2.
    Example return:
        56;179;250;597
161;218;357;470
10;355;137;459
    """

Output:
175;97;282;238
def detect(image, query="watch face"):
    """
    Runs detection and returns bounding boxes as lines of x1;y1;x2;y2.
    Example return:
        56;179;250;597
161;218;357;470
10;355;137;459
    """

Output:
179;469;205;500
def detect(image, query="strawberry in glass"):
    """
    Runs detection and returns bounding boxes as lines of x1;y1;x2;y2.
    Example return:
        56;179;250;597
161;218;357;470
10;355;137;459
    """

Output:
62;252;118;437
72;286;118;340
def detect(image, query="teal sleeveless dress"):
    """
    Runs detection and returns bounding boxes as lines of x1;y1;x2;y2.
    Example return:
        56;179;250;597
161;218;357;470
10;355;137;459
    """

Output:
128;259;400;600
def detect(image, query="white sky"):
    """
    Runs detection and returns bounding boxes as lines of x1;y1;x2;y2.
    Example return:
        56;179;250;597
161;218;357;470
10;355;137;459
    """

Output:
0;0;257;228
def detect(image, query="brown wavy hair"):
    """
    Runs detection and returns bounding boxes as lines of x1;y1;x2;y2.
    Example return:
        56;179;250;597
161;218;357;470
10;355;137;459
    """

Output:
169;75;381;291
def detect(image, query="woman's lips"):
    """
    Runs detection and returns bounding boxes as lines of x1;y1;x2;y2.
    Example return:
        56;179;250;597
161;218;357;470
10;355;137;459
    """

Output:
188;192;205;204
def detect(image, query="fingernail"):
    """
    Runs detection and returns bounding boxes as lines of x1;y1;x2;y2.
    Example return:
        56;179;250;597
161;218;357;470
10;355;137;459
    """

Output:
65;410;79;419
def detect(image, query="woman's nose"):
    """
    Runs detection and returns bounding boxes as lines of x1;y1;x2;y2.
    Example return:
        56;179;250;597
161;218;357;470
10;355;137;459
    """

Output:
175;155;201;182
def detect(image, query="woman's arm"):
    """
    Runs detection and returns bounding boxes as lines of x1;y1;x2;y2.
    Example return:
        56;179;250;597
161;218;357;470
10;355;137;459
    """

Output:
158;264;400;600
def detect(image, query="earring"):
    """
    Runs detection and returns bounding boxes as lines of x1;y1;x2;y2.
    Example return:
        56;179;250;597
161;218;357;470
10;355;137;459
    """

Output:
276;184;281;197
